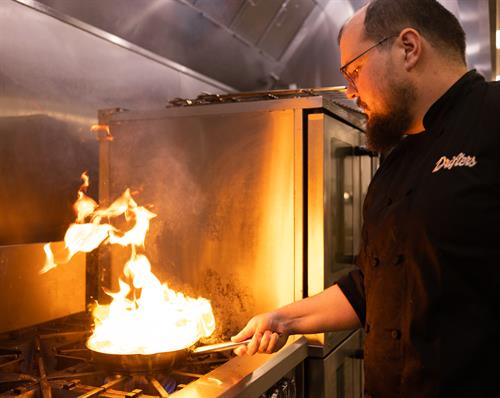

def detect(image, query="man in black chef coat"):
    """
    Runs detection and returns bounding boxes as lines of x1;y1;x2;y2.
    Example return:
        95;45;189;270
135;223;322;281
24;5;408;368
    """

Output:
232;0;500;397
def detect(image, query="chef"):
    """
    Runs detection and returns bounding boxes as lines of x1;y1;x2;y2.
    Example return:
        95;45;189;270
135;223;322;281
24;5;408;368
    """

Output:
232;1;500;397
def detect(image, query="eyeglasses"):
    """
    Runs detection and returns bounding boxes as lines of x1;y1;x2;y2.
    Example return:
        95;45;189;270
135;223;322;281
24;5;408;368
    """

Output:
339;35;397;89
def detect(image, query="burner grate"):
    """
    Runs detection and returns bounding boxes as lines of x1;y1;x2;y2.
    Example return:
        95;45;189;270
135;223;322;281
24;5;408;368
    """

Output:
0;315;231;398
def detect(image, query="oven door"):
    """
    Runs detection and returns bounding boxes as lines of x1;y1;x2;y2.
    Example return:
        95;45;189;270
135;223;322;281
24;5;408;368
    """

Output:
307;112;367;298
305;111;374;396
306;112;372;350
306;329;364;398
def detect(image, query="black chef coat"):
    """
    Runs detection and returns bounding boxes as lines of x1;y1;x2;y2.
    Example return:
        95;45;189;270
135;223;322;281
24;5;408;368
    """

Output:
337;70;500;398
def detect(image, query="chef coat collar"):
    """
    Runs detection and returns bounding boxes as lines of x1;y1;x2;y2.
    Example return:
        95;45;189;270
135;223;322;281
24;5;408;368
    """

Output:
422;69;484;132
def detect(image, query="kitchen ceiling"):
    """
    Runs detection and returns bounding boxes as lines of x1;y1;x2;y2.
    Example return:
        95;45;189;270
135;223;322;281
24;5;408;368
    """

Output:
33;0;495;91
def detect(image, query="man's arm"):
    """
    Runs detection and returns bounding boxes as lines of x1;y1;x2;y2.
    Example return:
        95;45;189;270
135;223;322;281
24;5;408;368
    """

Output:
231;284;361;355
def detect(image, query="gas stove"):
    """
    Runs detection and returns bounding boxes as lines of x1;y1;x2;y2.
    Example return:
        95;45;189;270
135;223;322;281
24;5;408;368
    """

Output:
0;314;307;398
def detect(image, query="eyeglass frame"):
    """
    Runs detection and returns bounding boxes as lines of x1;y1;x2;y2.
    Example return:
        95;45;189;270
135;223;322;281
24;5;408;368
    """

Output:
339;35;398;88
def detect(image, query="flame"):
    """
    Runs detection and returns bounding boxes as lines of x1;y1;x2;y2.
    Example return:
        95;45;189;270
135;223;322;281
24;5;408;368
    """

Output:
42;172;215;354
40;243;57;274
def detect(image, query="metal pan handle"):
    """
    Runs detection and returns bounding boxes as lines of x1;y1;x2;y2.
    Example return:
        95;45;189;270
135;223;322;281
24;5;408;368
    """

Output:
191;339;251;355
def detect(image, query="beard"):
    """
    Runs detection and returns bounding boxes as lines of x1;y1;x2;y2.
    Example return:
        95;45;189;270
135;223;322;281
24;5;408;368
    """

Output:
364;79;417;153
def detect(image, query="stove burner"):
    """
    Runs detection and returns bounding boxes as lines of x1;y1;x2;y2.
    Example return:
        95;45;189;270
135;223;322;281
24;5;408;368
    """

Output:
0;348;23;373
160;376;176;395
0;315;230;398
108;374;177;396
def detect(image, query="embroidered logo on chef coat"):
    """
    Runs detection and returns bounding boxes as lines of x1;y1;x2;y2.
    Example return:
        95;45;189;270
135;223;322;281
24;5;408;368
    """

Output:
432;152;477;173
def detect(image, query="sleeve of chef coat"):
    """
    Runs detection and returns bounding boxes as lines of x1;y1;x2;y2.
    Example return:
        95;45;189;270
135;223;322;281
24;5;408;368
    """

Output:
336;246;366;326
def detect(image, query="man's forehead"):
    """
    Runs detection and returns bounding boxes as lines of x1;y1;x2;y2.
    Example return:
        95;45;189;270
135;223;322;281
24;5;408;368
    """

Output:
342;7;367;43
340;7;369;59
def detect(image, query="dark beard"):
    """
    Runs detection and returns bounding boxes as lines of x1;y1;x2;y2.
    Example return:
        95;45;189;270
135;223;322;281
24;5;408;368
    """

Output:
365;82;416;153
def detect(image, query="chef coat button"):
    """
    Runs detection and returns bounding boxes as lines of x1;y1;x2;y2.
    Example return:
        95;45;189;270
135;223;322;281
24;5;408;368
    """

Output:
394;254;405;266
371;256;380;267
391;329;401;340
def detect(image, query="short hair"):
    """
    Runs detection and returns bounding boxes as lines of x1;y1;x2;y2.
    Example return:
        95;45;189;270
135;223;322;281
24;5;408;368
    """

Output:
339;0;466;64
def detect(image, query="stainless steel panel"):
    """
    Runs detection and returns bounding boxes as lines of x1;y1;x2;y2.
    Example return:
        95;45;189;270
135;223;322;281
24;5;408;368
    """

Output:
0;0;231;245
0;243;85;333
259;0;316;60
294;110;305;302
314;0;331;7
307;114;363;296
0;0;230;329
102;106;301;338
230;0;284;45
0;115;96;245
172;335;308;397
306;330;363;398
34;0;280;91
307;113;327;298
0;1;230;244
279;1;354;88
193;0;246;26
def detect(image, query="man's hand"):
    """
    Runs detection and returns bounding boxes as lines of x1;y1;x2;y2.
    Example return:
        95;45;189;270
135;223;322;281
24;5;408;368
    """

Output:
231;312;289;356
230;284;361;356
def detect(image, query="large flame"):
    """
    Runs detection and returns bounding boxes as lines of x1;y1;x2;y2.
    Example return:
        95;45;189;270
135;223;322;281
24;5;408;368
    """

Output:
42;172;215;354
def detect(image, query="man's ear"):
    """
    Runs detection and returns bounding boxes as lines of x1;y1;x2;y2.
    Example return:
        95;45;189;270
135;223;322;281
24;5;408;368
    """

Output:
398;28;422;71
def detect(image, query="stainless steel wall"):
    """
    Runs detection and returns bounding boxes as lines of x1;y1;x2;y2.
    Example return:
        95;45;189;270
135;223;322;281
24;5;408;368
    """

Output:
0;0;232;245
0;0;231;332
0;244;85;333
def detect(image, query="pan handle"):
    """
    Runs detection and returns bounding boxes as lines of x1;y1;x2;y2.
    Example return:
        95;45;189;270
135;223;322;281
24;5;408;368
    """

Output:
191;339;251;355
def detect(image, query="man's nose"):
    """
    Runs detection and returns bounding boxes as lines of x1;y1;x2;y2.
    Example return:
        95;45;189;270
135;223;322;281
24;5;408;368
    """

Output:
345;84;358;99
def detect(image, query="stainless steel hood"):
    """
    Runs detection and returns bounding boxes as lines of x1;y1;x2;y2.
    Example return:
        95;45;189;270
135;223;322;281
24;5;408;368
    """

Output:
32;0;495;90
